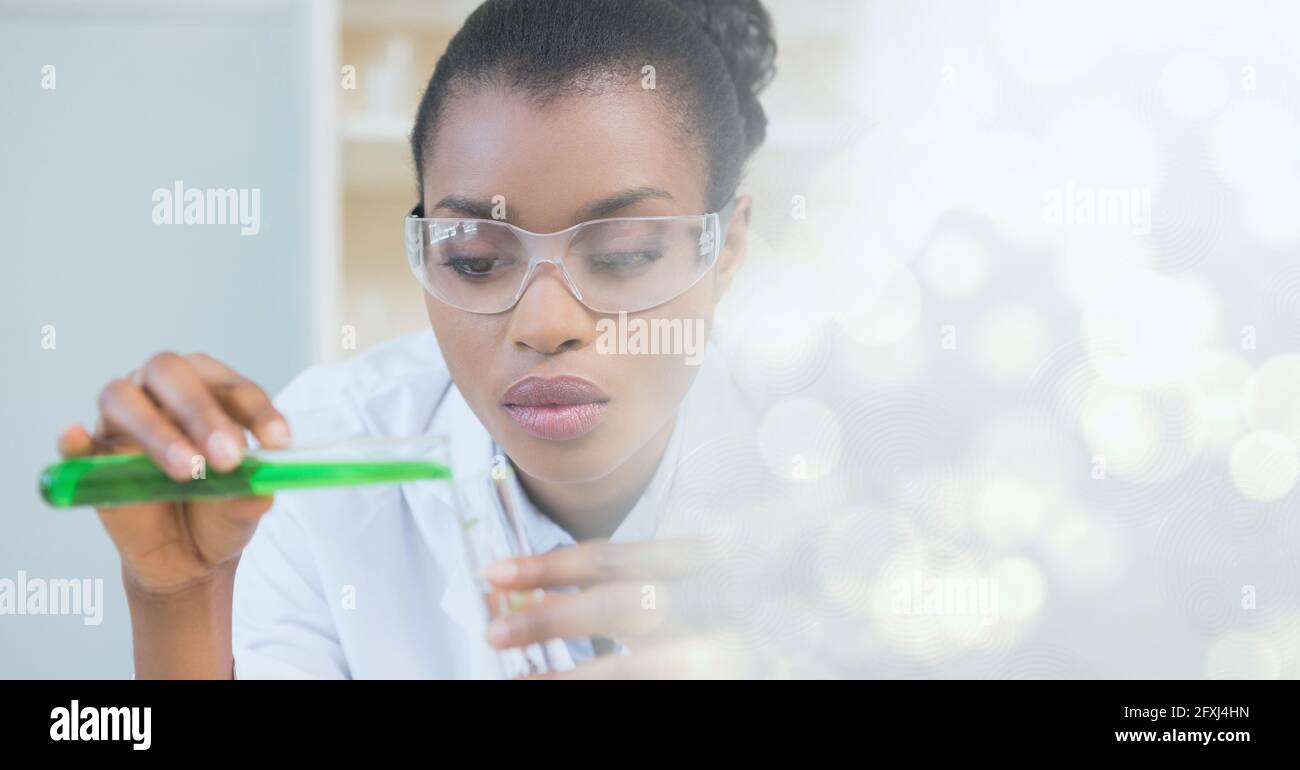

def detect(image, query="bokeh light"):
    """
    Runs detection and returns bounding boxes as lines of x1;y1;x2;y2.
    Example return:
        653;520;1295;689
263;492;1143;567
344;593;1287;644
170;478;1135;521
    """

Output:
1204;630;1283;679
1042;508;1131;592
1228;430;1300;502
1158;51;1230;121
1245;353;1300;442
971;304;1053;388
757;398;844;482
1082;271;1220;388
919;228;989;298
973;476;1047;548
990;556;1047;622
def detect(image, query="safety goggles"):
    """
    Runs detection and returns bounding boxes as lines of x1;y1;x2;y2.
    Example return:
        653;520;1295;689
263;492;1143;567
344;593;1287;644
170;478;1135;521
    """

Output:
404;198;737;314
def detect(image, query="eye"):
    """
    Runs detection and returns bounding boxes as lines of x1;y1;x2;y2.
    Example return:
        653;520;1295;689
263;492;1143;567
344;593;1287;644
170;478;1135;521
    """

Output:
587;250;663;273
443;255;515;278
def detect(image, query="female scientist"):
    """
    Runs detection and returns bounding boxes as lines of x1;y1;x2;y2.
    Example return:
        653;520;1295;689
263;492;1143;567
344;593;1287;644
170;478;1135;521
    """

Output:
56;0;779;678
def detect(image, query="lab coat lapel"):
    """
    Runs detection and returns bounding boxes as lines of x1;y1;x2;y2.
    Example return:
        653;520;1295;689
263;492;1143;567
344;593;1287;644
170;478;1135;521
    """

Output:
409;384;499;653
355;373;501;675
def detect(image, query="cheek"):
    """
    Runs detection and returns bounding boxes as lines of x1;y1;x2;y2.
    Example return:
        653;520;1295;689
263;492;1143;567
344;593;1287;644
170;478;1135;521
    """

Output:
424;296;498;381
668;276;719;321
613;283;717;409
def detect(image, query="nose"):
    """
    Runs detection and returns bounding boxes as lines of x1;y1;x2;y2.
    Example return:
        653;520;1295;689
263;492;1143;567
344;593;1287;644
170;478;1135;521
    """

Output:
507;262;597;355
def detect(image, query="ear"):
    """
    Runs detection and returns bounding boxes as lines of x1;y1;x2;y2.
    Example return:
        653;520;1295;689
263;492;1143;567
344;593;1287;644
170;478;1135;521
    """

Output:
713;194;751;300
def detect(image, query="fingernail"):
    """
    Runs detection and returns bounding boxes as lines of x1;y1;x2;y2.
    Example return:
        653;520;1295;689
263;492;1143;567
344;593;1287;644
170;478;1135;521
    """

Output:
486;620;510;646
165;442;193;474
485;560;518;584
207;431;242;467
264;419;291;448
508;589;533;612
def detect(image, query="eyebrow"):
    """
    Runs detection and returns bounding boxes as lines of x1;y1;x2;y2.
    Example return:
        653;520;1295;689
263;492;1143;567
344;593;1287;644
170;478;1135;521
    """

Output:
430;186;675;225
580;186;675;220
430;194;498;220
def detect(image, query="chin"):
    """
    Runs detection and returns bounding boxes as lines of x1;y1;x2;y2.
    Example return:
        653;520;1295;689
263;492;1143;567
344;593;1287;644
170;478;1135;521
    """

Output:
502;431;627;485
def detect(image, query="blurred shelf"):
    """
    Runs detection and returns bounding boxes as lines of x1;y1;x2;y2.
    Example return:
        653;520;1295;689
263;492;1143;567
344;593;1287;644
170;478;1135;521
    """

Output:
344;112;411;143
342;0;479;29
334;0;871;357
344;135;414;193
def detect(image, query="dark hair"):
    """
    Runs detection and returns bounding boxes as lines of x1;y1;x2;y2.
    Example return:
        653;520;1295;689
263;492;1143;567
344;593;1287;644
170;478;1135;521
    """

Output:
410;0;777;210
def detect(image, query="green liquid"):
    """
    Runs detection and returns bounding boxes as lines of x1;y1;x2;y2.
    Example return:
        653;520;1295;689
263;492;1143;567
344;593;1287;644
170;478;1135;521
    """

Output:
40;453;452;508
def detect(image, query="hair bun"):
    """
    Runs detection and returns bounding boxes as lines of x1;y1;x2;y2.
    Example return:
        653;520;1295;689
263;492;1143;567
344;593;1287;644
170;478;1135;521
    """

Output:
667;0;777;155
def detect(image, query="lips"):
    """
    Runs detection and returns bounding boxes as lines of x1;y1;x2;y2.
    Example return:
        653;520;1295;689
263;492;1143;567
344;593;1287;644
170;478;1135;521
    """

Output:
501;376;610;440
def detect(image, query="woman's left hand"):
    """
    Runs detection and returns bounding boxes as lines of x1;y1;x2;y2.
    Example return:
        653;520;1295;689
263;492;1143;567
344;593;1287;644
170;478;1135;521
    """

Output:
482;538;748;679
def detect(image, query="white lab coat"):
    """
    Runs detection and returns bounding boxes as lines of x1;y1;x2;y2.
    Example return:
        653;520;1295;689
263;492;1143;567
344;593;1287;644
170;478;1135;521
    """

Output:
231;328;762;678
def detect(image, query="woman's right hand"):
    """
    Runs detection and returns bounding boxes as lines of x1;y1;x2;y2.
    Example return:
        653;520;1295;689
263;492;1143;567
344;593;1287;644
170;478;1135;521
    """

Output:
58;351;291;597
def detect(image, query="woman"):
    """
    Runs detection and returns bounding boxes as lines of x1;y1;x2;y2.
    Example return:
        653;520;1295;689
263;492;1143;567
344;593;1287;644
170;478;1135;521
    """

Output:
57;0;779;678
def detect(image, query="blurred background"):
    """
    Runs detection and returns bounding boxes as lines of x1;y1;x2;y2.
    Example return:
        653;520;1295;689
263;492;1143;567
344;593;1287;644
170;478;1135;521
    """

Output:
1;0;1297;678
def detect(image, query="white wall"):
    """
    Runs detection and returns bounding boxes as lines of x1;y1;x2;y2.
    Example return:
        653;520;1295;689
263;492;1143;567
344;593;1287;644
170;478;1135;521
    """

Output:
0;0;336;678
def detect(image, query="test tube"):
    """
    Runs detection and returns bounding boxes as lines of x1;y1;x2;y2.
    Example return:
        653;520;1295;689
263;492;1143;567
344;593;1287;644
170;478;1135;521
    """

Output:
450;454;562;678
39;437;452;508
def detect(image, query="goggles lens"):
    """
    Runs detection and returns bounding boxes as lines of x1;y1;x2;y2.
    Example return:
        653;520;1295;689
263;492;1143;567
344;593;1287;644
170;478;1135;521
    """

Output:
405;202;734;314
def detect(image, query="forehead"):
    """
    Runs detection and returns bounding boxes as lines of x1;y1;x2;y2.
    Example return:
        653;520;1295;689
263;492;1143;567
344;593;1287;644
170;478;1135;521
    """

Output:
421;85;706;229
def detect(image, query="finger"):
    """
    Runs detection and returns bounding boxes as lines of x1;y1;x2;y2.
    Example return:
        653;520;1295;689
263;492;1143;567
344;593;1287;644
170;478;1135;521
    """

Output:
484;538;709;590
185;353;291;449
97;378;203;481
485;580;669;649
57;423;94;458
483;587;545;621
137;352;245;472
211;382;291;449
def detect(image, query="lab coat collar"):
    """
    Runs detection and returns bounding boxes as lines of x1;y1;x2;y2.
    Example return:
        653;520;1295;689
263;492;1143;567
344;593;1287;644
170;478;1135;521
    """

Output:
484;336;735;551
487;403;682;553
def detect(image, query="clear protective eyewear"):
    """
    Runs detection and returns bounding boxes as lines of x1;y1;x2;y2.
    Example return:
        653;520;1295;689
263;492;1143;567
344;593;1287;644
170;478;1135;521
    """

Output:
404;198;737;314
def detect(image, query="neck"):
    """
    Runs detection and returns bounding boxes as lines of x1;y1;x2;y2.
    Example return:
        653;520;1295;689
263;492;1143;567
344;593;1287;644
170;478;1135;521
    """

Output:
515;413;677;542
